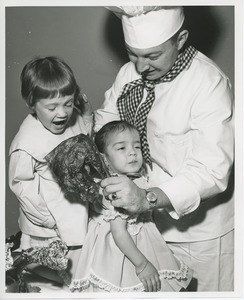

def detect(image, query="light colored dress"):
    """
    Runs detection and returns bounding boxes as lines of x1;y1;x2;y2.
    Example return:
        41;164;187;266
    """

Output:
70;176;192;292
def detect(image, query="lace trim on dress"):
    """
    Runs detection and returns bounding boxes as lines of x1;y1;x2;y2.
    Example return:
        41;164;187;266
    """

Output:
69;260;189;292
70;270;144;292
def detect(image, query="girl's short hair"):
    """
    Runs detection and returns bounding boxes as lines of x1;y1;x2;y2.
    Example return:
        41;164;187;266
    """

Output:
95;120;139;153
21;56;80;107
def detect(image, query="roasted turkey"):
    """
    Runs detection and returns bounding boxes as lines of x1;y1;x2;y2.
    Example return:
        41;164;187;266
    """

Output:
45;133;110;205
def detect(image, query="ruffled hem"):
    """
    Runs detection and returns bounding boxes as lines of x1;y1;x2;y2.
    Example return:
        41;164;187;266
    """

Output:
69;260;189;292
70;271;144;292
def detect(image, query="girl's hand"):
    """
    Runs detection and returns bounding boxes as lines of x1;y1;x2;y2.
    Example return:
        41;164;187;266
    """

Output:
75;92;92;116
136;260;161;292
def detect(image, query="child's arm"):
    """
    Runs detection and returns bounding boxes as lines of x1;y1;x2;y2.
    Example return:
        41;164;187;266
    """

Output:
110;216;161;292
9;150;56;229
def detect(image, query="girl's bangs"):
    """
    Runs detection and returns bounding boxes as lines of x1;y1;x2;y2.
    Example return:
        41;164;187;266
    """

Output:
33;78;76;100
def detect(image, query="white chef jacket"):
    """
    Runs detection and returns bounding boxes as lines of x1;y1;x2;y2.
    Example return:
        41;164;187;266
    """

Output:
9;110;89;246
95;51;234;242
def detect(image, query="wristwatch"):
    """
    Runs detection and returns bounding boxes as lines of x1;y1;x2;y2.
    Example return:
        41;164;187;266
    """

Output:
145;190;158;209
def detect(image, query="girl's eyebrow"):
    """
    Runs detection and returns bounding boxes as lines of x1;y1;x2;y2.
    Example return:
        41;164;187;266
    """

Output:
64;95;74;102
112;141;125;146
64;98;74;104
112;140;141;147
44;103;57;107
44;96;74;106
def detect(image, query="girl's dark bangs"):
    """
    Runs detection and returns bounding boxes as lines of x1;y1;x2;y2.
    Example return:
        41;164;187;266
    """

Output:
33;78;76;100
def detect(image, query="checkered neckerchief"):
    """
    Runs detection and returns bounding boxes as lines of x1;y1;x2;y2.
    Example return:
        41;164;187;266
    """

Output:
117;46;197;168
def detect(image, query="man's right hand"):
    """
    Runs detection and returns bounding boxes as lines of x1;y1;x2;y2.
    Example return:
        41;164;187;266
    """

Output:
101;175;149;214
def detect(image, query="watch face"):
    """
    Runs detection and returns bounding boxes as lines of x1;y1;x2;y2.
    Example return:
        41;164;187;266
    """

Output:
146;191;157;203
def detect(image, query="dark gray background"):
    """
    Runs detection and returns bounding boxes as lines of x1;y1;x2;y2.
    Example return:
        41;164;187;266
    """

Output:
5;6;234;236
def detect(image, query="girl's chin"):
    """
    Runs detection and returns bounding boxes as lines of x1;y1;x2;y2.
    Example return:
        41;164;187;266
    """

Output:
48;126;66;135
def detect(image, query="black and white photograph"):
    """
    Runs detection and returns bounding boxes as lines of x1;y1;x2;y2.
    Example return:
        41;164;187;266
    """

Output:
1;0;243;299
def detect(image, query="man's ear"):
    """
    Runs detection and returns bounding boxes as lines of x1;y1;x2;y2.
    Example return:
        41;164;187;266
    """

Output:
177;30;189;51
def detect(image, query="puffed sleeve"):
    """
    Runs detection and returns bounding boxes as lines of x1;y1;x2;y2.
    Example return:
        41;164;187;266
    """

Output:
9;150;56;229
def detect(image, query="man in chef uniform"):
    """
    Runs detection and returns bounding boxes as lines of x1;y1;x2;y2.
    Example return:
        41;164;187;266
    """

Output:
95;6;234;291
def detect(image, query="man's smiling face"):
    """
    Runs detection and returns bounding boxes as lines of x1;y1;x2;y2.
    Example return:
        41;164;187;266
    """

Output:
126;38;179;81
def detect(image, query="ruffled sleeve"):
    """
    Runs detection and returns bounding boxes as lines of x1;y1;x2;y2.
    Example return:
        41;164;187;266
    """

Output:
98;196;150;236
103;207;130;222
103;208;143;236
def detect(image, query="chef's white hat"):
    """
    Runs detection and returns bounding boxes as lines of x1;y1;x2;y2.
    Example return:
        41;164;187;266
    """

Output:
120;7;184;49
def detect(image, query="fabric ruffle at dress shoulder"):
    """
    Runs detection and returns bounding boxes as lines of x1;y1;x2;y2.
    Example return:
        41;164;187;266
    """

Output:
69;177;192;292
